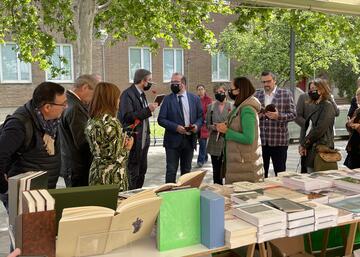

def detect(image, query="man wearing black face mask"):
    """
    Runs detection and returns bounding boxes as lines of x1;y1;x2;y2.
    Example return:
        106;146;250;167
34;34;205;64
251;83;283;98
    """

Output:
118;69;158;189
158;73;203;183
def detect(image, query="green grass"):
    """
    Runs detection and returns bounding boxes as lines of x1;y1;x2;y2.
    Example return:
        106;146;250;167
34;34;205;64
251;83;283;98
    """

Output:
149;120;165;138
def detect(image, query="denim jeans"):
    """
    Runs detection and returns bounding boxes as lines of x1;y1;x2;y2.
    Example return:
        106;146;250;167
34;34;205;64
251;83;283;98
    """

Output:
197;138;208;165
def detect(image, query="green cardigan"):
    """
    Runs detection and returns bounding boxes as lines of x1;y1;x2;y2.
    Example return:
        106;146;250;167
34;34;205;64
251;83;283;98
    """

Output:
225;106;256;145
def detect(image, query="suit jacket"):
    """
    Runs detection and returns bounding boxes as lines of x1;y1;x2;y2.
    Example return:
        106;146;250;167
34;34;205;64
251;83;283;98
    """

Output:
255;88;296;146
118;84;152;163
59;91;92;186
158;92;203;149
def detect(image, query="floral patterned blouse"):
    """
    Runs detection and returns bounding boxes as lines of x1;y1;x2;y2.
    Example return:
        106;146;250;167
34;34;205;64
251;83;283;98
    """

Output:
85;114;129;191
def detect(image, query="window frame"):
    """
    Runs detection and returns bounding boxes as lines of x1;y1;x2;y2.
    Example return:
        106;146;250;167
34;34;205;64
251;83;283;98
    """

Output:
211;52;230;82
45;43;74;83
0;42;32;84
162;48;184;83
128;47;152;83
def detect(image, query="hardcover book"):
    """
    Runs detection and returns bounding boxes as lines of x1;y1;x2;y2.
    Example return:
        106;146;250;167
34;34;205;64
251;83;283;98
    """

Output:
157;188;201;251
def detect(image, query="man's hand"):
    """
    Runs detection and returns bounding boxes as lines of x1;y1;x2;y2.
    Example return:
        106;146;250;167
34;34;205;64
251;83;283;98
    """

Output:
215;123;228;134
7;248;21;257
190;124;197;133
148;103;158;112
176;125;187;134
350;123;360;131
265;110;279;120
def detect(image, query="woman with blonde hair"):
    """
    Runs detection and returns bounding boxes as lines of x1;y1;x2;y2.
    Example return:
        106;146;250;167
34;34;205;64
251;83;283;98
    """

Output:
299;78;336;172
85;82;133;191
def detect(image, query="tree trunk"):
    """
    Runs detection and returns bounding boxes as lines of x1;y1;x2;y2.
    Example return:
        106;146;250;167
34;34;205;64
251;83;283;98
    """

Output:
74;0;97;77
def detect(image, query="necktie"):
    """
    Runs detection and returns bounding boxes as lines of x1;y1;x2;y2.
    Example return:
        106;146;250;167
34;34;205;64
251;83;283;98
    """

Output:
178;95;185;125
140;93;148;108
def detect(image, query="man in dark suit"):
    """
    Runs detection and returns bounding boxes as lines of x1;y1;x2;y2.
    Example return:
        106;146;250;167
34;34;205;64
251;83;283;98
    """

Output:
158;73;203;183
118;69;158;189
59;74;99;187
254;71;296;178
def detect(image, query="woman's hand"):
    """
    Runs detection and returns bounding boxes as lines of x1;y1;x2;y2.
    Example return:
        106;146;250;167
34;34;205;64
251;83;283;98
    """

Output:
124;136;134;150
350;123;360;131
7;248;21;257
215;123;228;134
298;146;307;156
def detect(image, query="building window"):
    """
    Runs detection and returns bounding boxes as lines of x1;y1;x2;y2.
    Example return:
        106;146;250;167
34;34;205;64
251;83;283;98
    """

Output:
46;44;74;83
211;52;230;82
129;47;151;82
163;49;183;82
0;43;31;83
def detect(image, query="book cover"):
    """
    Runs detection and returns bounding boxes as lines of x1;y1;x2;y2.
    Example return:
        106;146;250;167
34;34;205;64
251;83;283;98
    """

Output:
157;188;201;251
16;210;56;257
230;191;271;206
48;184;118;232
328;196;360;213
265;198;314;220
200;190;225;249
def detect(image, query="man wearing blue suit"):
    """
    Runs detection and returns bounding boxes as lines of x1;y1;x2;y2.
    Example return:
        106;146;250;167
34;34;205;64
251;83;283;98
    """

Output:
158;73;203;183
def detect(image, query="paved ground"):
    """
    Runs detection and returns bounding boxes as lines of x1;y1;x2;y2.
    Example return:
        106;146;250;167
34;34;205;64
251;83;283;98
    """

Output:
0;140;349;256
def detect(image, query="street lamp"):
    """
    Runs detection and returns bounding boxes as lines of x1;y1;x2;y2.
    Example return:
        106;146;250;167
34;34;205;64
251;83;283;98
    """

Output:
99;29;108;81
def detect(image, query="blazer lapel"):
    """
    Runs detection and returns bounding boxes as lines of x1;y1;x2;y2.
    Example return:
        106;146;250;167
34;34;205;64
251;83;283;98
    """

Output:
187;93;193;123
173;93;184;124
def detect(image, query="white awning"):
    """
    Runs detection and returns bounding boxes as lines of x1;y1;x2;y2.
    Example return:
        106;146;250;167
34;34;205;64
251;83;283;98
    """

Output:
242;0;360;15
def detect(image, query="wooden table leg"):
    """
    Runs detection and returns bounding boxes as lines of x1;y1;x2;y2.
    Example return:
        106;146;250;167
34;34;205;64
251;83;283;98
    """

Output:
246;243;256;257
259;242;267;257
305;233;313;254
320;228;330;257
344;222;358;256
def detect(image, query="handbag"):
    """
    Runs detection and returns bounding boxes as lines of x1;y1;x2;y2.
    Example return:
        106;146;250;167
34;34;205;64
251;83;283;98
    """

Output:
314;145;341;171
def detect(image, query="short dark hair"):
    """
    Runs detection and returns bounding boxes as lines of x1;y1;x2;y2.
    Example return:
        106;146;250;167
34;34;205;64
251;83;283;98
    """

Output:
172;72;187;85
261;71;276;81
32;82;65;108
233;77;255;107
133;69;151;84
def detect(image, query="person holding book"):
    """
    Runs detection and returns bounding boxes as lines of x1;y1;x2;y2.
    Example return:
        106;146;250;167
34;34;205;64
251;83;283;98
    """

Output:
299;78;336;172
216;77;264;183
158;73;203;183
344;87;360;169
118;69;158;189
206;84;233;184
85;82;134;191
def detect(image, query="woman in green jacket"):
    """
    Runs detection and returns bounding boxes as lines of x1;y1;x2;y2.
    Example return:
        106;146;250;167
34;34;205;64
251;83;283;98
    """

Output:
85;82;134;191
216;77;264;183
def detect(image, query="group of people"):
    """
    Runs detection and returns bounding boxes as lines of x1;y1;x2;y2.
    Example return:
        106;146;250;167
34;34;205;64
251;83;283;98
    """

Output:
1;69;360;204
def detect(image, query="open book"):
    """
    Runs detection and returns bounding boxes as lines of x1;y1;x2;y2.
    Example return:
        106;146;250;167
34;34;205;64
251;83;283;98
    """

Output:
56;190;162;257
154;170;206;193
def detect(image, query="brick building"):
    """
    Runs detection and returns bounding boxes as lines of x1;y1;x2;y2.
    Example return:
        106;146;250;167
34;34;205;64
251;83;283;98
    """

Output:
0;14;237;119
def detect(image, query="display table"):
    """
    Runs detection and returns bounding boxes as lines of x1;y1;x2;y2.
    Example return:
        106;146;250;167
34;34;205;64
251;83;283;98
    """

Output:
92;237;256;257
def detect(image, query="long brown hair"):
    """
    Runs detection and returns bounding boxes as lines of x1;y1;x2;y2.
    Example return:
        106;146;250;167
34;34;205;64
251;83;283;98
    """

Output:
312;78;331;102
89;82;121;118
233;77;255;107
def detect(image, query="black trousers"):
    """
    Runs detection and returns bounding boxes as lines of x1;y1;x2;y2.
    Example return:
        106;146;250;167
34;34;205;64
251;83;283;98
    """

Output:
165;136;194;183
262;145;288;178
211;154;223;185
128;143;150;189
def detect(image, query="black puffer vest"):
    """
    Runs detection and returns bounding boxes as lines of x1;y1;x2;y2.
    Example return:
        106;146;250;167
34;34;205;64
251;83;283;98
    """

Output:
8;101;61;188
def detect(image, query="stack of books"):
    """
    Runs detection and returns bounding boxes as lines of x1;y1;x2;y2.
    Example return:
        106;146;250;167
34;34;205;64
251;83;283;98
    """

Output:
263;187;309;203
312;186;360;203
302;201;338;230
230;191;272;207
233;203;286;243
264;198;314;237
329;196;360;221
282;174;332;191
15;189;55;257
224;218;257;248
333;177;360;193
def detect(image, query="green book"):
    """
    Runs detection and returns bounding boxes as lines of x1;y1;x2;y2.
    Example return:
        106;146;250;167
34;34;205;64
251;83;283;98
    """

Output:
157;188;200;251
48;184;118;233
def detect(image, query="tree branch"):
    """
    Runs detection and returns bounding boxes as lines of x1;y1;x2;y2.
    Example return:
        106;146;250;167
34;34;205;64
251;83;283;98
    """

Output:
97;1;111;11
